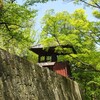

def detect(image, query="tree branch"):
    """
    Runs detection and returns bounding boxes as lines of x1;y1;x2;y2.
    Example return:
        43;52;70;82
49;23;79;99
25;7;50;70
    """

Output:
5;23;11;32
3;23;14;46
52;32;100;72
0;22;24;28
92;0;100;9
80;0;100;9
76;27;100;45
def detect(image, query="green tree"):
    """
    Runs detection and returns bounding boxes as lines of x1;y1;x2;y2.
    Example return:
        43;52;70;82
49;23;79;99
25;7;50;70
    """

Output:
23;0;100;99
41;9;100;69
21;0;100;99
6;0;99;99
0;0;36;59
40;9;100;99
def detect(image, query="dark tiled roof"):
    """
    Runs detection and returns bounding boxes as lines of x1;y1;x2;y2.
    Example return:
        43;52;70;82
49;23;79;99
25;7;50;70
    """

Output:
30;44;76;56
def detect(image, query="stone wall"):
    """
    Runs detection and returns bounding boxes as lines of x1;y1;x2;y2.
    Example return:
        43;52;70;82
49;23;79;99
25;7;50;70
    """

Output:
0;49;82;100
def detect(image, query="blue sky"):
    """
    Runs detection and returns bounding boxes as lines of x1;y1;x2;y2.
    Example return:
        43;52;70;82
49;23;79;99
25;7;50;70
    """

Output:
16;0;97;42
16;0;96;30
16;0;95;20
33;1;95;30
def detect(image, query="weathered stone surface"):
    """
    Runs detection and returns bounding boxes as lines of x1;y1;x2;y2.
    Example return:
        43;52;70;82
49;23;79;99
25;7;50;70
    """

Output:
0;49;82;100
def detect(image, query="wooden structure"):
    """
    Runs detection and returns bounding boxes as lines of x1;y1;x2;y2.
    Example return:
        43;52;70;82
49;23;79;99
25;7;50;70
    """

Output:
30;44;76;77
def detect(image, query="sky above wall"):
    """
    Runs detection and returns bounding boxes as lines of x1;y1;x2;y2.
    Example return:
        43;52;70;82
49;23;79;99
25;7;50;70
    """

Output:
16;0;98;42
16;0;97;29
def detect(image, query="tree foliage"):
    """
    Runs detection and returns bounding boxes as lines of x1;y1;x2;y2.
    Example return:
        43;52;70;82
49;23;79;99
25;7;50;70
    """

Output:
41;9;100;69
0;0;36;58
29;0;100;99
1;0;100;99
74;0;100;20
23;0;56;6
40;9;100;99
